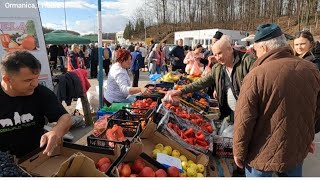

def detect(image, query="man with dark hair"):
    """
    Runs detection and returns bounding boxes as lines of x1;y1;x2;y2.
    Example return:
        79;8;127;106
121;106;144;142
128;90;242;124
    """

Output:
0;51;71;158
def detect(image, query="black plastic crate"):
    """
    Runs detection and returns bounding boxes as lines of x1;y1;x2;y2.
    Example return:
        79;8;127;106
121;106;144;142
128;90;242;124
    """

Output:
118;108;155;129
87;119;141;150
212;136;233;158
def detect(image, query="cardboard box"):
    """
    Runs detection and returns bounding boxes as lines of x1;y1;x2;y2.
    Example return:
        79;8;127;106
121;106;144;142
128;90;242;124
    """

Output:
141;123;209;166
18;142;123;177
110;123;209;177
110;140;167;177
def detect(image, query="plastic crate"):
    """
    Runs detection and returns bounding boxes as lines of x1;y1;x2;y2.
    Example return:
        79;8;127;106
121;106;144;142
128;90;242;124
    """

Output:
87;119;141;150
115;108;155;129
213;136;233;158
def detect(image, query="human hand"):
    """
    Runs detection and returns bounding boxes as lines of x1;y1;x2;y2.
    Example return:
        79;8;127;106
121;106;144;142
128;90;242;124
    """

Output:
309;142;315;154
174;57;179;61
140;88;151;96
40;131;62;156
213;90;218;99
234;156;244;169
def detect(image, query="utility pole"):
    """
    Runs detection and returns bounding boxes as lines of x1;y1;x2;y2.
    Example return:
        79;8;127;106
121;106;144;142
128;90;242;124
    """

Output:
144;0;147;45
64;0;67;31
98;0;103;109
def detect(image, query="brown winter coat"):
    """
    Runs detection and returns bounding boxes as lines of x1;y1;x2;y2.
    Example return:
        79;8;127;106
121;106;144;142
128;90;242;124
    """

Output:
233;46;320;172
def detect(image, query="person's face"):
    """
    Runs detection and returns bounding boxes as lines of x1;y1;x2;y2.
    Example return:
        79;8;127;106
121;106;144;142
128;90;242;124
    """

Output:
178;40;183;46
212;45;232;65
294;37;312;55
211;38;218;45
253;43;268;58
156;46;161;51
194;47;202;53
3;67;39;96
121;56;132;69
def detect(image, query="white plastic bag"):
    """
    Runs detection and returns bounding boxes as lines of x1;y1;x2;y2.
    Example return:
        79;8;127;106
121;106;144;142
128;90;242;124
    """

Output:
221;125;234;138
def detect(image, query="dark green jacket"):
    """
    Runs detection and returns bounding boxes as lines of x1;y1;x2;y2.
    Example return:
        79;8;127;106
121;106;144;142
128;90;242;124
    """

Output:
181;50;256;118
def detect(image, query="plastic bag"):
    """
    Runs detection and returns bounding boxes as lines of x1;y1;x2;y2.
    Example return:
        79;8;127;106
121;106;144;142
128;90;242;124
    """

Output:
190;61;201;76
218;117;230;136
185;61;194;74
162;93;180;106
221;125;234;138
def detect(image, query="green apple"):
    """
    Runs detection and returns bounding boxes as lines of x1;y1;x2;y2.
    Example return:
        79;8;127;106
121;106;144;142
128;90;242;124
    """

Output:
155;143;164;151
161;149;169;155
171;149;180;157
187;167;197;177
164;146;172;155
179;155;188;162
181;161;188;171
197;173;204;177
197;164;204;173
152;149;161;159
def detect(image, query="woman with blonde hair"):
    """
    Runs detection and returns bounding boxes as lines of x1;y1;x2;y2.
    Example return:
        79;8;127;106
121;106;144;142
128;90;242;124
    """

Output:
67;44;81;71
148;43;165;74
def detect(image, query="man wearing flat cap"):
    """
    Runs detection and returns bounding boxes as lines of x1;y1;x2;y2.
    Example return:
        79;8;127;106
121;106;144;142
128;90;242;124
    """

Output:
233;23;320;177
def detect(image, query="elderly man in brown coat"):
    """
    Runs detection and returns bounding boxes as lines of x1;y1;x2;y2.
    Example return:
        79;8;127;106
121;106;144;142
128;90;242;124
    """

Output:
233;23;320;177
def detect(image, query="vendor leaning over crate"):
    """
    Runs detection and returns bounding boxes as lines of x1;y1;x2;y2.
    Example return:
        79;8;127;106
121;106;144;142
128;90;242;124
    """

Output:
0;51;72;158
165;35;256;123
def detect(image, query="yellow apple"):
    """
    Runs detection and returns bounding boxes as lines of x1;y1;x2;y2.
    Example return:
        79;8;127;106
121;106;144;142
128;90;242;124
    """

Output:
197;164;204;173
152;149;161;159
172;149;180;157
188;160;195;166
164;146;172;155
161;149;169;155
155;143;164;151
187;167;197;177
180;170;187;177
181;161;188;171
8;41;19;48
189;164;198;172
179;155;188;162
197;173;204;177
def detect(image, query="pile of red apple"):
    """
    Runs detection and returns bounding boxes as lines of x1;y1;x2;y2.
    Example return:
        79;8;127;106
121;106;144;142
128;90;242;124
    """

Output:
131;98;157;110
118;158;180;177
168;122;210;149
96;157;112;173
165;103;214;134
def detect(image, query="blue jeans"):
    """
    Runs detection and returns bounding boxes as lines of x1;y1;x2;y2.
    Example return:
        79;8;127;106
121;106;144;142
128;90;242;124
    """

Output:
245;164;303;177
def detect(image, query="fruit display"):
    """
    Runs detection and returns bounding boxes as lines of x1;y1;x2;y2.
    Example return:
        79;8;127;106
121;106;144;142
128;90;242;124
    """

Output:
159;112;213;154
131;98;157;109
116;158;184;177
151;143;206;177
88;119;140;149
167;123;210;149
0;151;30;177
164;103;215;134
96;157;112;173
161;72;181;83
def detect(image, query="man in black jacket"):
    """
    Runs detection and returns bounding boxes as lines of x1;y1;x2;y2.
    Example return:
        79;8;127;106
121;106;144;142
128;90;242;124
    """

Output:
169;39;186;72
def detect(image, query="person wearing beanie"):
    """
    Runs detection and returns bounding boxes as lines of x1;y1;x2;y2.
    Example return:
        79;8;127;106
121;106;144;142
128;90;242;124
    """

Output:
233;23;320;177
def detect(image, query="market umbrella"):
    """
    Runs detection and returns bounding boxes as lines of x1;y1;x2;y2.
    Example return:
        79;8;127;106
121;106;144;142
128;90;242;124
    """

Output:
44;30;91;45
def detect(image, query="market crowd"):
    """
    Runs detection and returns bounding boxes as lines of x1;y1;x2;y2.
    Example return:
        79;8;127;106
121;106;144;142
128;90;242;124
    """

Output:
0;23;320;177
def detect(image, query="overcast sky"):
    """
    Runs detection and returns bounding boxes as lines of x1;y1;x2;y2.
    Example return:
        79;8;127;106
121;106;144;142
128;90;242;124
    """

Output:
38;0;144;34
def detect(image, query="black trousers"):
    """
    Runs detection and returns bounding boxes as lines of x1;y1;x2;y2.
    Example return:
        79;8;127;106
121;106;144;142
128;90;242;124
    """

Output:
103;59;110;76
132;70;139;87
90;60;98;78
